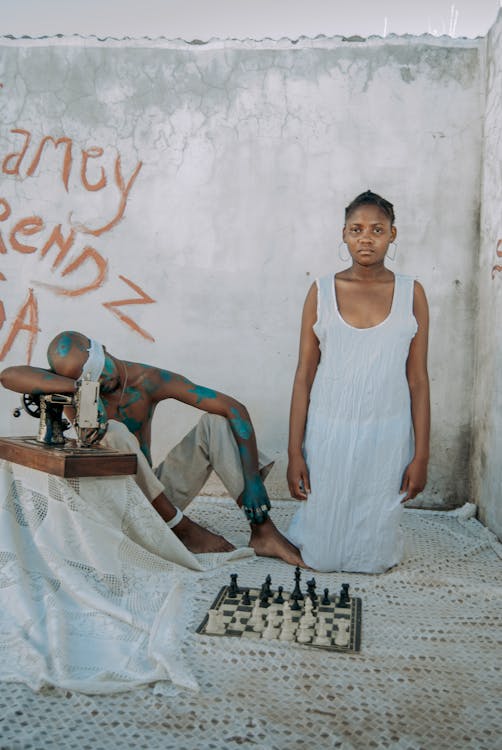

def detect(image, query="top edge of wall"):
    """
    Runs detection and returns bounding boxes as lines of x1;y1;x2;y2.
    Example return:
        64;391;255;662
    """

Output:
0;32;484;49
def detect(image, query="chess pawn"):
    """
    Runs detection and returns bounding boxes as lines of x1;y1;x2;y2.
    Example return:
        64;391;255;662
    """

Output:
279;623;295;642
282;606;297;633
302;601;316;627
262;618;279;641
334;620;350;647
251;611;265;633
297;619;313;644
313;616;331;647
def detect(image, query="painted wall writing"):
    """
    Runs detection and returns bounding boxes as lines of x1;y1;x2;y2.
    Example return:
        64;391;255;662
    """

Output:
0;128;155;363
0;35;485;506
491;238;502;278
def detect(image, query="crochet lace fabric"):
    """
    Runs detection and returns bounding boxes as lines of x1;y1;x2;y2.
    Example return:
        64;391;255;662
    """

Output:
0;466;501;749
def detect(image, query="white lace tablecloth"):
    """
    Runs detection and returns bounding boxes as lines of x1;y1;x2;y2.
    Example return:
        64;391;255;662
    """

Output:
1;458;501;749
0;460;253;695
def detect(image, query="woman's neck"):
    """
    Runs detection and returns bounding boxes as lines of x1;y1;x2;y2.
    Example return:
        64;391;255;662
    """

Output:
344;262;392;282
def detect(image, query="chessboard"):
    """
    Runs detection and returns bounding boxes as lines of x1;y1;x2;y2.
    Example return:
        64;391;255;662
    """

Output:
197;569;362;653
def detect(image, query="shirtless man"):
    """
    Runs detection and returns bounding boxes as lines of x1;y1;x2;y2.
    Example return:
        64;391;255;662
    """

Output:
0;330;304;566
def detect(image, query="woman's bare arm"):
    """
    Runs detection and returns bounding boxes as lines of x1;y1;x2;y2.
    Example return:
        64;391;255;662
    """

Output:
401;281;430;502
287;283;321;500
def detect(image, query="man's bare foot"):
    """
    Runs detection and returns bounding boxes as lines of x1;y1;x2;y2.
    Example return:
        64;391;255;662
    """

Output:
152;492;234;554
173;515;235;554
249;518;306;567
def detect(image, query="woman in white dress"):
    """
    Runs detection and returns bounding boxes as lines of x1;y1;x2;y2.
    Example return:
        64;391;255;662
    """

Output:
287;191;430;572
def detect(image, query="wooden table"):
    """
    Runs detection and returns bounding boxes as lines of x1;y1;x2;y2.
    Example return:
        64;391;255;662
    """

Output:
0;436;137;478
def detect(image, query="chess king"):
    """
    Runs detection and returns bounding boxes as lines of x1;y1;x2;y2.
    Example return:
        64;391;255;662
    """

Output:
0;330;304;565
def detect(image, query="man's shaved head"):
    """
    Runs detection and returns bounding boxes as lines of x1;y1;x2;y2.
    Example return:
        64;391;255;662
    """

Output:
47;331;91;378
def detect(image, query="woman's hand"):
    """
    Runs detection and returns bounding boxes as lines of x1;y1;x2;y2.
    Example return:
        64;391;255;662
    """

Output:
400;457;428;503
287;454;311;500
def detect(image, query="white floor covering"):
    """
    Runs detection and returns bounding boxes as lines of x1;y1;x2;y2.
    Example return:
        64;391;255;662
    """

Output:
1;489;501;750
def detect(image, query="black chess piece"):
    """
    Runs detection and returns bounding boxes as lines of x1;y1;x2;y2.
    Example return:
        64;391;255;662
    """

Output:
228;573;239;598
339;583;350;608
259;587;270;608
290;591;302;611
263;574;272;598
242;589;251;606
306;577;318;603
274;585;285;604
321;588;331;606
291;565;304;600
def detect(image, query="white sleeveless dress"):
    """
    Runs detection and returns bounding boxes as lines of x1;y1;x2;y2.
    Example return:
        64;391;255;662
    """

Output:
287;272;418;573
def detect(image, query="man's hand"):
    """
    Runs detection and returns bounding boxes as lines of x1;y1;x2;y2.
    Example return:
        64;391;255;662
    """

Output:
241;474;271;525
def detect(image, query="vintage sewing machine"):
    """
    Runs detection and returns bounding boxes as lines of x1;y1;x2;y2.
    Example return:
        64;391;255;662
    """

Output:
0;379;137;478
13;379;107;448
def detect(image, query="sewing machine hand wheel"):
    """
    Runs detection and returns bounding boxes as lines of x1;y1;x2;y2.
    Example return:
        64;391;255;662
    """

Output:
13;394;41;419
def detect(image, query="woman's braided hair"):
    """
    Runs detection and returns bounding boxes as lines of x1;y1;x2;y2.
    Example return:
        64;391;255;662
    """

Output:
345;190;395;225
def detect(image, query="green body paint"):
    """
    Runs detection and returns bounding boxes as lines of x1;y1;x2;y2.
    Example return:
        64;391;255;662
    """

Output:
188;385;217;405
119;411;143;435
102;356;114;375
230;407;252;440
56;333;73;358
140;440;153;465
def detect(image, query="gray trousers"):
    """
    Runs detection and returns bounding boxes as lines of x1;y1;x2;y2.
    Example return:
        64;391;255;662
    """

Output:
102;414;273;510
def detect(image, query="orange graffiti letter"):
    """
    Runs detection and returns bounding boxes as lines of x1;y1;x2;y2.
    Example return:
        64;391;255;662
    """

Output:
103;274;155;341
492;239;502;279
0;198;11;221
0;272;5;329
40;225;76;268
10;216;44;254
2;129;31;175
36;246;107;297
76;156;142;236
0;288;40;364
26;135;73;191
81;147;107;191
0;198;11;254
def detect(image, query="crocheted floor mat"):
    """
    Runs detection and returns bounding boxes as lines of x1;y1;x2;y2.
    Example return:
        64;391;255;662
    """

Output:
1;499;500;750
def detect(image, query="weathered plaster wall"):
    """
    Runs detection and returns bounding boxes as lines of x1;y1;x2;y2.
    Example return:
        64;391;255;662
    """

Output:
472;11;502;537
0;35;482;503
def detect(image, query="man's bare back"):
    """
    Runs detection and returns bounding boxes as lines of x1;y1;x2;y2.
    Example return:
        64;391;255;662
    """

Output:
0;331;304;567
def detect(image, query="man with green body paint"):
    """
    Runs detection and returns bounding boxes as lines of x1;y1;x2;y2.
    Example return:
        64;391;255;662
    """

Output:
0;331;304;565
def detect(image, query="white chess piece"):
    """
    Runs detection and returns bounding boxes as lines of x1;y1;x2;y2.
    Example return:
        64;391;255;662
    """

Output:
279;621;295;641
206;609;226;635
297;616;314;644
283;606;298;632
251;608;265;632
334;620;350;647
262;616;279;640
313;616;331;647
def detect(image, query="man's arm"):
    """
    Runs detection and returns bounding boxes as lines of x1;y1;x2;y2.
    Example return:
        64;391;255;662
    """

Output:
146;369;270;523
0;366;77;395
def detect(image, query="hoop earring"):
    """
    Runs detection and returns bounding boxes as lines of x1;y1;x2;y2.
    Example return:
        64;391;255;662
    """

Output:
386;242;398;262
338;241;350;262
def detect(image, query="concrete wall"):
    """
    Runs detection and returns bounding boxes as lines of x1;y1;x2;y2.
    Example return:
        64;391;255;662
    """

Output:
471;11;502;537
0;34;483;504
